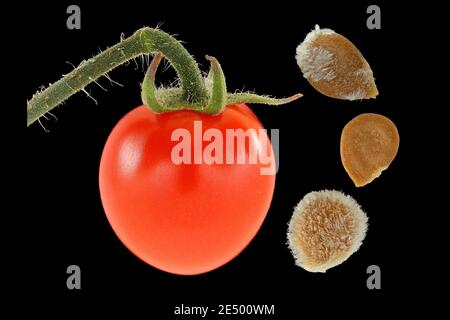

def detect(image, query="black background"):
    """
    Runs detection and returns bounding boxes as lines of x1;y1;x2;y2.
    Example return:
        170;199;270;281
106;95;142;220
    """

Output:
21;0;426;316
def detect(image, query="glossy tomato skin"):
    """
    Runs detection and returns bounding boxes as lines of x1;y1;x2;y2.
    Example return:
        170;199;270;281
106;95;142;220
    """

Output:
99;104;275;275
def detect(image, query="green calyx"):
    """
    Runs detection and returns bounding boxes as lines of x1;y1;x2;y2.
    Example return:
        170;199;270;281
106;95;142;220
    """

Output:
27;27;302;126
142;53;302;114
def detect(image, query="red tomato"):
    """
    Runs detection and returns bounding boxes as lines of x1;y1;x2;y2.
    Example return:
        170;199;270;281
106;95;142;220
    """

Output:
99;104;275;275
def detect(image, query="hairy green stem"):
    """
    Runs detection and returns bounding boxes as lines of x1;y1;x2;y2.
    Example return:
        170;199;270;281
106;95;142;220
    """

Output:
27;28;208;126
28;27;303;126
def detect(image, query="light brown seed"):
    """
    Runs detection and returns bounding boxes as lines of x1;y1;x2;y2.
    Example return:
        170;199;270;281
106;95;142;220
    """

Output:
296;25;378;100
287;190;368;273
341;113;399;187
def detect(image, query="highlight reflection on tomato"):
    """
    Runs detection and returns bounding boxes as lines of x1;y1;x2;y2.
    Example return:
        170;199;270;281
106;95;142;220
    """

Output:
99;104;275;275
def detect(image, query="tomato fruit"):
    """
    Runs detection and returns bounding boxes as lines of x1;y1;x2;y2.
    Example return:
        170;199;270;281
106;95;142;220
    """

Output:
99;104;275;275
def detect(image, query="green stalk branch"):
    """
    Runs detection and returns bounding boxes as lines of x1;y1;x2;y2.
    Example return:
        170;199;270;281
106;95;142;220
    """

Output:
27;28;208;126
27;27;302;126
